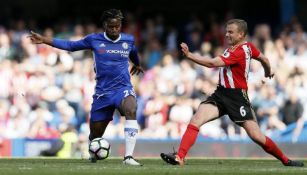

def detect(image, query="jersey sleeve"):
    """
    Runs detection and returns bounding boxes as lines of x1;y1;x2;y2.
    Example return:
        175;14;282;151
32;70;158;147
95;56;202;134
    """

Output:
249;43;261;58
52;34;92;51
129;37;140;66
219;50;244;66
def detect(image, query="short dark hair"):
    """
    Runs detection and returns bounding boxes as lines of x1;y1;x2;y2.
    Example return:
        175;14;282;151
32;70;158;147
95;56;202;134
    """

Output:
101;9;123;23
226;19;248;36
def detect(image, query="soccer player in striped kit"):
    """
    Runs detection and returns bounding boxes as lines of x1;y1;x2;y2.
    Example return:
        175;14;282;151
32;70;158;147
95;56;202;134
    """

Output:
29;9;143;165
161;19;304;167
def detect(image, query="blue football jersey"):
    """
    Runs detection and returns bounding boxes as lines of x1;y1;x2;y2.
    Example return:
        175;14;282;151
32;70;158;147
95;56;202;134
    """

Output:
52;32;139;94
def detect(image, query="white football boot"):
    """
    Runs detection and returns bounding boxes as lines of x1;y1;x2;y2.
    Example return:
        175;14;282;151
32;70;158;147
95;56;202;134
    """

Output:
122;156;143;166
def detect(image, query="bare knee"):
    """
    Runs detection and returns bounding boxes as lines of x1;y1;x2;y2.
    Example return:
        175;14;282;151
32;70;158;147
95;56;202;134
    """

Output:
189;103;219;128
120;96;137;120
124;106;137;120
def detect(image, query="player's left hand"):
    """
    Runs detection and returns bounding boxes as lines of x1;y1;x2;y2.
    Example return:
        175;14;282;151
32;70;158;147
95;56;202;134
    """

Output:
261;72;275;84
265;72;274;79
130;65;144;75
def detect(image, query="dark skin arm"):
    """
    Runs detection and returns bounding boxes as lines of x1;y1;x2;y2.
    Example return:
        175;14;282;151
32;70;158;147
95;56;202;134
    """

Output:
28;31;53;45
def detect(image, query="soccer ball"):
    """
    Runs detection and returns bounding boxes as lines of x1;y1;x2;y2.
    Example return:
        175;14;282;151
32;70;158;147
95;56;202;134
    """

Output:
89;137;111;160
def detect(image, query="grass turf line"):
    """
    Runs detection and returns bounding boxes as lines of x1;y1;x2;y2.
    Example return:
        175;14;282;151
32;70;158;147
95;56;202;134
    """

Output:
0;158;306;175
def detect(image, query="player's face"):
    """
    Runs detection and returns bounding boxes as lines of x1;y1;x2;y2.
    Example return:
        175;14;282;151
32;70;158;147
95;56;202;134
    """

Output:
105;18;121;40
225;24;244;46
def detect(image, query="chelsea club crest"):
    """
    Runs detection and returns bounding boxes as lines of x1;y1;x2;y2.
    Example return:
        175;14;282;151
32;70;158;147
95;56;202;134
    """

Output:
122;42;128;50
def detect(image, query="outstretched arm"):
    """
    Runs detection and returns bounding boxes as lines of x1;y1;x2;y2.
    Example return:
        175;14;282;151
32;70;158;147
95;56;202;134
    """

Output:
29;31;91;51
254;53;274;78
180;42;225;68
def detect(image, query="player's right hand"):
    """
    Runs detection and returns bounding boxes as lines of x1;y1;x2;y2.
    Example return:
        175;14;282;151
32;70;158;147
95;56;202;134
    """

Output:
180;42;190;57
28;31;44;44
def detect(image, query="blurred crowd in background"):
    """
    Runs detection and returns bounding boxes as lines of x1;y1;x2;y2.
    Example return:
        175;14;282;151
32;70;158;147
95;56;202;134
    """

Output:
0;11;307;157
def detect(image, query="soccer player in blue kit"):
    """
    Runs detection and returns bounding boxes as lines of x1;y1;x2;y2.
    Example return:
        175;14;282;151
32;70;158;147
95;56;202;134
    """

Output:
29;9;143;165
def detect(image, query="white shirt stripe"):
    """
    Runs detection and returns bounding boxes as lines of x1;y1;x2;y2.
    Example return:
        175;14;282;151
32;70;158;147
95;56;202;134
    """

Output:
226;66;235;88
242;45;251;81
220;67;226;87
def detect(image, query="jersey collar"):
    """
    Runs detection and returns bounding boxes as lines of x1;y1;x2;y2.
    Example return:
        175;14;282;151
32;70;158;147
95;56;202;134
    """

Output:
229;41;247;52
104;32;121;43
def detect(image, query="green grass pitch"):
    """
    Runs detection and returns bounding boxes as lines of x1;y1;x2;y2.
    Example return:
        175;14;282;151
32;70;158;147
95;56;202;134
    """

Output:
0;158;306;175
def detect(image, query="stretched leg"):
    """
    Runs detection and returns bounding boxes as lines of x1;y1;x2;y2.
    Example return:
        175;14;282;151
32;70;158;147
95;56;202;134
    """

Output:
161;103;220;165
243;120;304;167
118;95;141;165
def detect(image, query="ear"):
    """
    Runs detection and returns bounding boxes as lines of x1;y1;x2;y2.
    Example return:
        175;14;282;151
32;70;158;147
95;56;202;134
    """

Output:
239;31;245;39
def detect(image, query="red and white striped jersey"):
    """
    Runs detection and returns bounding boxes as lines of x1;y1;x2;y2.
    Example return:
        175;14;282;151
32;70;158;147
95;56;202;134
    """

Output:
219;42;260;90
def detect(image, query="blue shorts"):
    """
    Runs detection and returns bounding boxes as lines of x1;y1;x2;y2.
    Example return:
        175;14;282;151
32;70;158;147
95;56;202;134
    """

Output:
90;86;136;122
